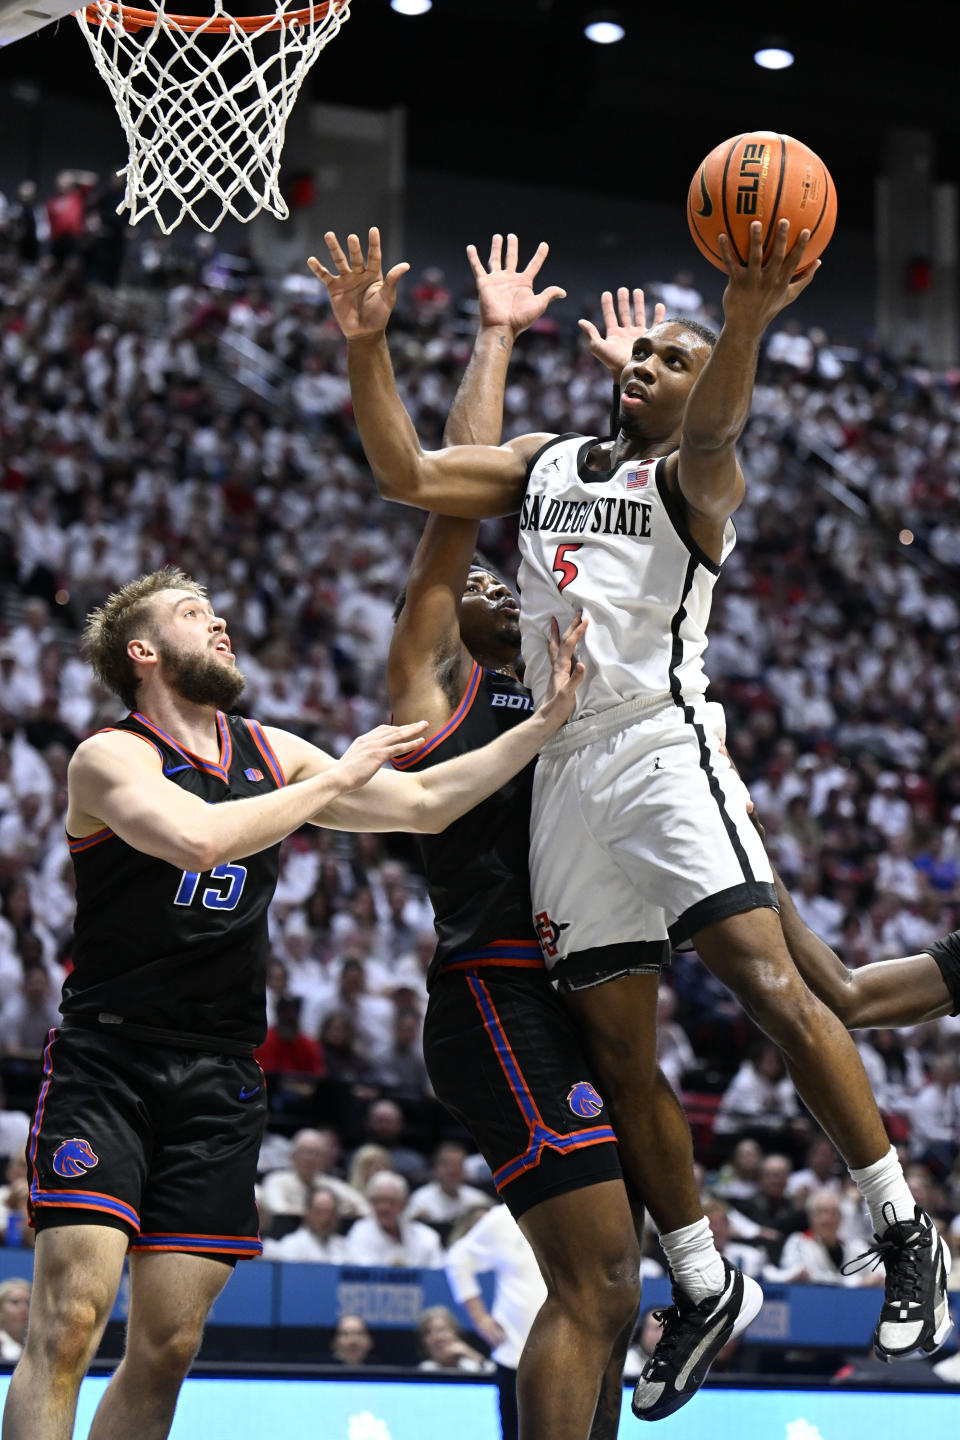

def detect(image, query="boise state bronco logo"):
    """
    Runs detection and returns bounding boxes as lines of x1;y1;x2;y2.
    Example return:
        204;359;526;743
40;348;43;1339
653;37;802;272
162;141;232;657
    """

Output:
52;1138;99;1179
567;1082;604;1119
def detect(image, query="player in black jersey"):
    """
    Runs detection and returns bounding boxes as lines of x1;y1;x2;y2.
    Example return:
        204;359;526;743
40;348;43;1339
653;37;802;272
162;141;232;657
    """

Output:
384;238;691;1440
6;568;586;1440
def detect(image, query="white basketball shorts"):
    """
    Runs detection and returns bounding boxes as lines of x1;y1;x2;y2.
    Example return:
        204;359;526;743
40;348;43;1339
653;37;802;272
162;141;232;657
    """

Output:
529;695;776;992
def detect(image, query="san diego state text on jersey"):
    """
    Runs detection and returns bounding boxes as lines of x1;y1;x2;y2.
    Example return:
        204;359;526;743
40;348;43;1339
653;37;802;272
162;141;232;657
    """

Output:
519;491;653;539
516;435;735;718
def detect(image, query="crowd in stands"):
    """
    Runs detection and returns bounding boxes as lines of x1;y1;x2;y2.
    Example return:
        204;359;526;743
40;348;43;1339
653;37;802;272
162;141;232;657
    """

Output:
1;176;960;1355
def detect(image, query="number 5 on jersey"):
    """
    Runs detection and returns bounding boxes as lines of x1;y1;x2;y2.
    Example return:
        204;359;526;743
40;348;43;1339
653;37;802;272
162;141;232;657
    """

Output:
173;862;247;911
552;543;582;593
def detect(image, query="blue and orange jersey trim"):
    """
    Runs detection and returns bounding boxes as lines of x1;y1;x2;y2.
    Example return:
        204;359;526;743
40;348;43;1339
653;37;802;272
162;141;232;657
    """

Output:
67;826;114;854
130;710;233;783
465;973;616;1194
27;1031;141;1231
434;940;545;977
27;1029;56;1183
244;719;285;787
67;728;168;851
130;1232;262;1257
391;662;482;770
30;1189;141;1231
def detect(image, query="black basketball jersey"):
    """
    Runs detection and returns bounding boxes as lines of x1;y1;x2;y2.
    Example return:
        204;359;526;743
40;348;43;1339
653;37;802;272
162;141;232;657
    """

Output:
64;710;285;1054
392;663;539;987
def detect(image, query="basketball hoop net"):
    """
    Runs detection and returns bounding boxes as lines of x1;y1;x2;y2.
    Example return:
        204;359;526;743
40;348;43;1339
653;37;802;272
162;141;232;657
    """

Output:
75;0;351;233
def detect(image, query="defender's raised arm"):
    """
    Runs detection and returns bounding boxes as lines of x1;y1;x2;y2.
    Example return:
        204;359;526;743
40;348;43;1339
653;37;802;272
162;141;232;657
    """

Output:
308;227;544;517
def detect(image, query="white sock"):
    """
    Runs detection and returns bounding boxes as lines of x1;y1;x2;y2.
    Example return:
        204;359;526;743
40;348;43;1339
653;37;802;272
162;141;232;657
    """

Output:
659;1218;726;1303
849;1145;918;1233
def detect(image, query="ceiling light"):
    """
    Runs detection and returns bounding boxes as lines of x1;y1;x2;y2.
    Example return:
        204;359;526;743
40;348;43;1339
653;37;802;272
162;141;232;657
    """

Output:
585;19;625;44
391;0;432;15
753;45;794;69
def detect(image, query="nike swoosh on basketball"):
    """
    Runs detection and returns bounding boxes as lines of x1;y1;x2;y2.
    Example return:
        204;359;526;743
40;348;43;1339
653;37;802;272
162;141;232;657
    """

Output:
238;1085;261;1100
696;166;713;218
163;763;192;777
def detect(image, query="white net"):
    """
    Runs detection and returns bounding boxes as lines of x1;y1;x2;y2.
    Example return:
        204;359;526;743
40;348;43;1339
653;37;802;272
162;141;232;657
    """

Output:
74;0;351;234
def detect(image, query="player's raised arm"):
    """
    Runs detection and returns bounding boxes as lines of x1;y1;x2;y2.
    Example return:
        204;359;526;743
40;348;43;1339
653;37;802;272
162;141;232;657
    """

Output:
390;234;565;712
307;227;544;518
273;613;587;834
67;721;429;870
675;218;819;526
446;232;565;446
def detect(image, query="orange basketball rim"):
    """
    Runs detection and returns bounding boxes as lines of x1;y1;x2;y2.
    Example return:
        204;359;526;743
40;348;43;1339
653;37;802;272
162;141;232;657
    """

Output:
74;0;352;233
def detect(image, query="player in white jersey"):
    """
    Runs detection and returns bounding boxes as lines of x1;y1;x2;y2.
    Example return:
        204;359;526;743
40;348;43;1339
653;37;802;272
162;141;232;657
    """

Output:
310;223;952;1411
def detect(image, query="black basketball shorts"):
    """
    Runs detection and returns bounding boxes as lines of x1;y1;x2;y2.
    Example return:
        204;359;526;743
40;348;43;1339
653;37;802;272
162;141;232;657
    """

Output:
27;1026;265;1259
423;953;622;1219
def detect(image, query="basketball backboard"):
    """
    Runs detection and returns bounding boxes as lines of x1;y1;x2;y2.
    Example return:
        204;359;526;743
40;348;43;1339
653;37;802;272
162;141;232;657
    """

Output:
0;0;78;45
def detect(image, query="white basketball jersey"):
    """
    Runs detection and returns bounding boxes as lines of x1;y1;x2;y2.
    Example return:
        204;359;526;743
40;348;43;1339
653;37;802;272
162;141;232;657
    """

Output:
517;434;735;718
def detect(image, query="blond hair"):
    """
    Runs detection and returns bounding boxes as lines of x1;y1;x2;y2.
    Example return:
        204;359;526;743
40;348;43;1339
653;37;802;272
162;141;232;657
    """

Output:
82;567;205;711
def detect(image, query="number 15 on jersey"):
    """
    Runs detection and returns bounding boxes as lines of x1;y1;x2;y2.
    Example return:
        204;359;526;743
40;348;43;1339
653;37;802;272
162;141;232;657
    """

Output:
173;862;247;912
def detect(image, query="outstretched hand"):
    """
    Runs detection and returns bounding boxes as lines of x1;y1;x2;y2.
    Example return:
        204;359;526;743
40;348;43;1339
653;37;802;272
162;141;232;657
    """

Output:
578;287;667;376
334;720;428;791
307;226;410;340
718;218;820;334
538;611;588;729
467;233;567;336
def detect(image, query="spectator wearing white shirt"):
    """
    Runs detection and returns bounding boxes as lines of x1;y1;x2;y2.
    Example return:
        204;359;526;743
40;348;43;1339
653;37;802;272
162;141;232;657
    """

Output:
416;1305;494;1373
867;774;914;841
407;1144;490;1238
714;1042;803;1146
711;1138;764;1206
655;984;698;1093
342;1171;444;1269
0;1280;30;1362
702;1196;766;1280
764;1190;882;1287
784;1137;843;1209
908;1054;960;1174
0;1091;30;1166
1;966;61;1055
332;958;396;1065
445;1203;546;1440
259;1127;369;1230
0;648;42;717
875;833;924;903
8;600;58;672
0;726;53;806
261;1187;346;1263
790;868;845;949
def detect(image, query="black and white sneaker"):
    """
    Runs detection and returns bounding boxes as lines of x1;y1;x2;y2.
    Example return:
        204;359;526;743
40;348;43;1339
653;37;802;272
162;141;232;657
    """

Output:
631;1260;763;1422
843;1203;953;1362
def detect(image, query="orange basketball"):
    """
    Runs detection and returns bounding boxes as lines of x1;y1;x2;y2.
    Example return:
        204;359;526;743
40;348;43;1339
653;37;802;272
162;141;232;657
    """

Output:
687;132;837;275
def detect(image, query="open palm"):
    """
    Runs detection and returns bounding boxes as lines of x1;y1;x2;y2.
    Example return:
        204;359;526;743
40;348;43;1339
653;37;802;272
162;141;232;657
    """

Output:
308;226;410;340
579;287;667;376
469;233;566;335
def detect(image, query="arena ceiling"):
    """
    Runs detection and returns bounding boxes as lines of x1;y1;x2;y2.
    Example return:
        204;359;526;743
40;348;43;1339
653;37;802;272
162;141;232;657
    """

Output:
2;0;958;232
